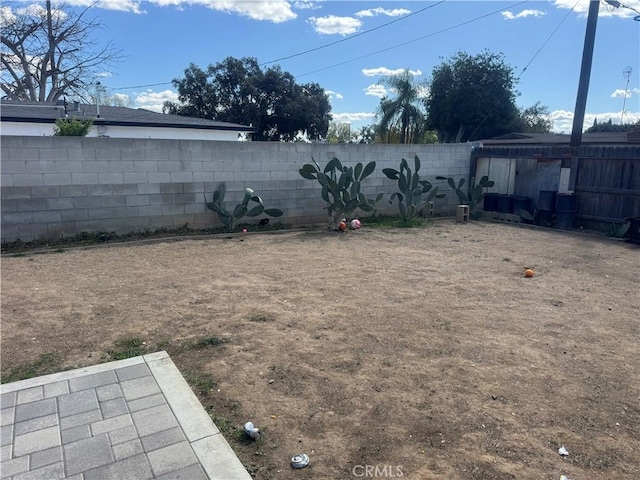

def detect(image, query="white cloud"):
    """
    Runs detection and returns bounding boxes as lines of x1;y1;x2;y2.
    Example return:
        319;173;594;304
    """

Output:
355;7;410;18
502;9;546;20
611;89;632;98
133;89;179;113
552;0;637;18
332;112;376;123
112;93;131;106
63;0;297;22
416;85;430;98
7;3;69;21
549;109;640;133
293;1;320;10
634;88;640;95
0;6;16;24
308;15;361;35
95;1;144;13
362;67;422;77
325;90;344;100
61;1;144;14
364;84;388;98
95;71;113;78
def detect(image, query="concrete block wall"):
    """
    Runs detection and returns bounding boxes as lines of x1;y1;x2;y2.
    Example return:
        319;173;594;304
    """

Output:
1;136;471;242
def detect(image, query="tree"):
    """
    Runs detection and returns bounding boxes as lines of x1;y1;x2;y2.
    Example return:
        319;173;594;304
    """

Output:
1;1;120;102
426;51;520;142
513;102;552;133
376;71;428;144
585;118;636;133
357;125;377;144
164;57;332;141
84;82;130;107
325;121;354;143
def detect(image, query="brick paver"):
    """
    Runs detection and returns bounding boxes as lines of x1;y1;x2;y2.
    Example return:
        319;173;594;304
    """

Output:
0;352;250;479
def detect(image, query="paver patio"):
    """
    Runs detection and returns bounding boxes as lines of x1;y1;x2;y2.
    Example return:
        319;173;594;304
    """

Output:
0;351;250;480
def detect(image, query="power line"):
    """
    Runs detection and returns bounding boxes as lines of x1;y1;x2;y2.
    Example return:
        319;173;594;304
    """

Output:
517;0;580;79
260;1;447;67
294;0;529;79
111;2;449;90
603;0;640;16
112;82;172;91
468;0;581;140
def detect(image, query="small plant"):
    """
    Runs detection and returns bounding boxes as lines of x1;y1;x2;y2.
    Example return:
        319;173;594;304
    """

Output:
382;156;445;220
606;221;630;238
299;157;383;229
192;335;227;348
104;337;146;361
184;371;217;395
436;175;495;212
363;214;427;229
204;183;283;232
54;118;93;136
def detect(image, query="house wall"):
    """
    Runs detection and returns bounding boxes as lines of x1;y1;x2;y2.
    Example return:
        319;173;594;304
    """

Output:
1;122;243;141
1;136;472;242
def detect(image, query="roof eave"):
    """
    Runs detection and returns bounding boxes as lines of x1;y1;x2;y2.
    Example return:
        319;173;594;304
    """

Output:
0;116;256;133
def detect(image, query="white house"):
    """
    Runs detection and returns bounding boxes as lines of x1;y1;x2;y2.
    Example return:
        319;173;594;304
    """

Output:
0;100;255;140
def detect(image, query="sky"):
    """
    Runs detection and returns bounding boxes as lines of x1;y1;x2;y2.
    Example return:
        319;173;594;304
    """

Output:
8;0;640;134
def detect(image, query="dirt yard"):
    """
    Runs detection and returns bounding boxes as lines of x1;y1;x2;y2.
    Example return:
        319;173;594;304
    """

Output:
2;221;639;479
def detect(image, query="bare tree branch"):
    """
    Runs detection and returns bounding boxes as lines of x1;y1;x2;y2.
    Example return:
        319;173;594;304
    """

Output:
1;0;121;102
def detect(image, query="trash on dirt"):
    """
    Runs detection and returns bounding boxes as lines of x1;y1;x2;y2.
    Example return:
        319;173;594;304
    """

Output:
243;421;260;440
558;446;569;456
560;475;571;480
291;453;310;469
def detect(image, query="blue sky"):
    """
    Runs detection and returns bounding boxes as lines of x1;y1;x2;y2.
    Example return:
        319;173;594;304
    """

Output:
18;1;640;133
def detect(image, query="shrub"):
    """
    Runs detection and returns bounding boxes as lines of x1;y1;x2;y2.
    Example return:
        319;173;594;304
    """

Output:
54;118;93;136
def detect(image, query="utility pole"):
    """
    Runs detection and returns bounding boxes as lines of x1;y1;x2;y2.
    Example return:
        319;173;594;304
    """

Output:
570;0;600;148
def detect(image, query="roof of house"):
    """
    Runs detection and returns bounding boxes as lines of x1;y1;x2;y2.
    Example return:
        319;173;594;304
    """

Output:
479;131;638;146
0;100;254;132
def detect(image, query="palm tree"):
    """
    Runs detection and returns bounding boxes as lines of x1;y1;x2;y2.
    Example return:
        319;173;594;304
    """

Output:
376;71;428;144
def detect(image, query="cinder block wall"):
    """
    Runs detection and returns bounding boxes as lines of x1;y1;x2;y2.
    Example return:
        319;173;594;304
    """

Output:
1;136;471;242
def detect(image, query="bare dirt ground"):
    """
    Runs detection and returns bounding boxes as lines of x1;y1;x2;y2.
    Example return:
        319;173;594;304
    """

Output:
2;221;639;479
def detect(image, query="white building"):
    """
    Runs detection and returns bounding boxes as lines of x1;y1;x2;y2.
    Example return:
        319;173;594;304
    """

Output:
0;100;254;141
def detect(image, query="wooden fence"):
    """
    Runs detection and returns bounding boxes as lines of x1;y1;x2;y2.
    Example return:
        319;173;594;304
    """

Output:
471;145;640;230
574;156;640;228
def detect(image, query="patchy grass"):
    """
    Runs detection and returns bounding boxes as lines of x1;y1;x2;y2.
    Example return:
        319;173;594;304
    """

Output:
2;224;638;479
1;221;288;254
183;371;217;395
103;337;147;361
248;313;276;323
361;214;429;229
191;335;227;349
1;353;64;384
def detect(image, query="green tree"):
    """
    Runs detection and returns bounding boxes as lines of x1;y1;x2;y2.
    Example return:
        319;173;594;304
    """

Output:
1;1;120;102
54;118;92;136
326;121;354;143
376;71;428;144
164;57;331;141
357;125;377;144
585;118;636;133
513;102;552;133
426;51;520;142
